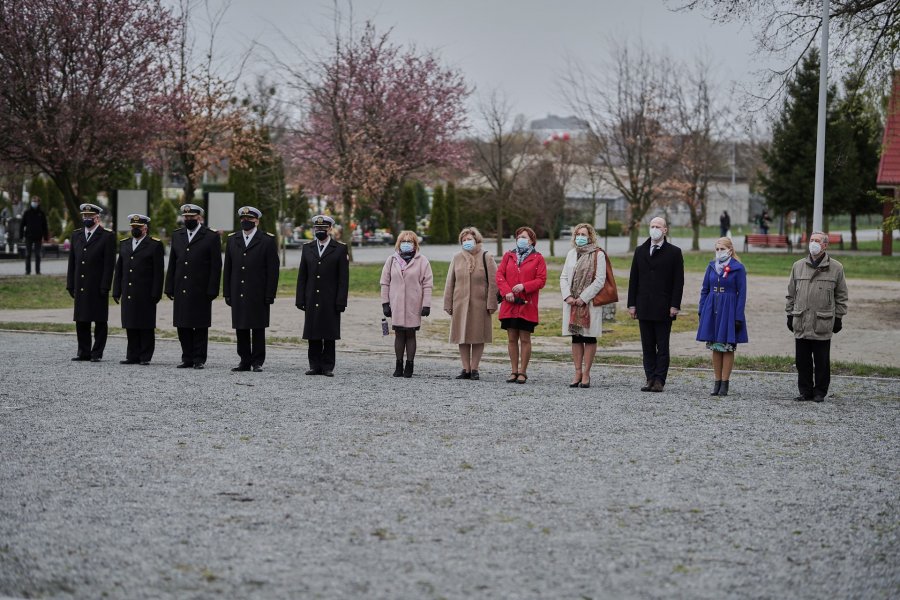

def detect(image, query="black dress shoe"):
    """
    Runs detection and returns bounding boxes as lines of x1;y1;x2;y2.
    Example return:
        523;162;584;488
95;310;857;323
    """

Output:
193;363;205;370
252;365;263;372
231;364;251;372
640;379;653;392
812;394;825;403
305;369;320;375
455;370;470;379
120;359;138;365
322;370;334;377
470;370;480;381
90;358;101;362
71;356;89;361
793;395;812;402
139;361;151;366
650;380;664;392
176;362;194;369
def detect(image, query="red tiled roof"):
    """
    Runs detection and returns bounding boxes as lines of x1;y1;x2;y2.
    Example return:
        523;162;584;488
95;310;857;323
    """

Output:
877;72;900;187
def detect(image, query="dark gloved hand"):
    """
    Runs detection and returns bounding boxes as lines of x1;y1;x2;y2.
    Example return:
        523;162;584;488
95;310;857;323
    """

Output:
337;305;346;313
224;297;231;306
735;320;742;333
787;315;794;332
68;289;75;299
382;303;391;317
832;317;842;334
113;296;120;304
421;306;431;317
267;297;275;305
166;293;174;301
297;304;306;311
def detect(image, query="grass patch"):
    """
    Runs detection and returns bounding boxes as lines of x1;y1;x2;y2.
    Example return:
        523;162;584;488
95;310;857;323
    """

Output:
0;275;73;309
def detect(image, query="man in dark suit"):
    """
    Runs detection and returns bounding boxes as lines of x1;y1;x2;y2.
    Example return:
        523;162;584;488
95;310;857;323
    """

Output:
296;215;349;376
224;206;279;372
164;203;222;369
66;203;116;361
20;194;49;275
626;216;685;392
112;214;165;365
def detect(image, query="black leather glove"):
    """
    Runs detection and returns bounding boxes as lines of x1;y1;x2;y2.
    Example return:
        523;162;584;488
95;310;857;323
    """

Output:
297;304;306;311
382;303;391;317
68;289;75;299
166;293;174;301
735;320;742;333
832;318;842;334
113;296;120;304
787;315;794;332
267;297;274;305
421;306;431;317
337;305;346;313
224;297;231;306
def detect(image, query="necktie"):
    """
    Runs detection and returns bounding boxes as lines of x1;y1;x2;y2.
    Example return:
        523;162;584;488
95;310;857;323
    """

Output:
651;245;658;256
86;231;92;243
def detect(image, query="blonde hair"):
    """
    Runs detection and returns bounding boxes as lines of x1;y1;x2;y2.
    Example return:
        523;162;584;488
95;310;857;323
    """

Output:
458;226;483;244
394;230;419;252
715;237;739;262
570;223;597;247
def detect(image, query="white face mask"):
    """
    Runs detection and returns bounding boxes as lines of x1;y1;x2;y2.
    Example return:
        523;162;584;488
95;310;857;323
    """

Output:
715;250;730;263
809;242;822;257
30;202;38;209
399;241;414;253
649;227;664;241
574;235;588;247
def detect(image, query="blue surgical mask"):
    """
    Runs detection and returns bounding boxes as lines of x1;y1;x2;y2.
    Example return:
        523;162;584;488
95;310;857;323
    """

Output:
399;242;414;253
575;235;588;247
461;240;475;251
516;238;530;250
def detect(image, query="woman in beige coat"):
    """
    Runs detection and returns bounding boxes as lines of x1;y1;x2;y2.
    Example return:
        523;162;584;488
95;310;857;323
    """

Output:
443;226;498;380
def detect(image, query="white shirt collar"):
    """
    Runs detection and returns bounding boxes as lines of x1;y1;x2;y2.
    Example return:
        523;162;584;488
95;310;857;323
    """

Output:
84;224;99;236
243;228;257;244
317;236;331;255
132;235;144;250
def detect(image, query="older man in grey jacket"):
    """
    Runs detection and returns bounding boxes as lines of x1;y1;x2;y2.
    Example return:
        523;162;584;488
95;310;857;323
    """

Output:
785;231;849;402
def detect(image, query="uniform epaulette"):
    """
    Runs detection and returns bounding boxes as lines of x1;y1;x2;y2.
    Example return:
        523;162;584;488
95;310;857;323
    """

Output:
266;232;275;237
151;237;160;242
208;227;217;233
228;231;237;237
174;227;184;232
120;237;130;242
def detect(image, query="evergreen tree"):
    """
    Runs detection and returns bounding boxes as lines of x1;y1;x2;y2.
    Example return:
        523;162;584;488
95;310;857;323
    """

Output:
46;207;62;238
28;176;46;205
760;50;843;237
400;181;417;231
228;163;258;232
428;184;449;243
152;196;178;239
414;180;429;215
445;181;459;237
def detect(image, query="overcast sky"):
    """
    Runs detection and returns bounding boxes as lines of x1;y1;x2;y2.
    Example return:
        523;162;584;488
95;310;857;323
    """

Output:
206;0;771;128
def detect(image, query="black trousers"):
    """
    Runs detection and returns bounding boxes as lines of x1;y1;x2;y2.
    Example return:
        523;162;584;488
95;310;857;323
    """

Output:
638;319;673;384
177;327;209;365
75;321;108;360
795;338;831;398
24;239;41;274
126;328;155;362
307;339;336;372
236;328;266;367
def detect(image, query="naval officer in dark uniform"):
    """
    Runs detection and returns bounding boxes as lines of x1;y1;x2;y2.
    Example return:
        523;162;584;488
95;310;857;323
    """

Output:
224;206;279;372
112;214;165;365
164;203;222;369
295;215;349;376
66;203;116;361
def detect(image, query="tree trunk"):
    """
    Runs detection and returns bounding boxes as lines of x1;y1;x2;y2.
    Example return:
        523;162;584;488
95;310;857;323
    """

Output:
51;172;81;223
495;190;504;256
342;188;354;261
850;211;858;250
183;177;196;204
548;229;555;257
628;224;640;251
690;211;701;251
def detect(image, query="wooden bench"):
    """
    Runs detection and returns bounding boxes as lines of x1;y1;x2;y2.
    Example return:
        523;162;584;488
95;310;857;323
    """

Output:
16;243;63;258
799;232;844;250
744;234;792;253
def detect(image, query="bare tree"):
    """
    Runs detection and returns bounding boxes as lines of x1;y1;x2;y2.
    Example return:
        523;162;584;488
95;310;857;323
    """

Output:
667;57;729;250
471;92;539;255
564;41;680;250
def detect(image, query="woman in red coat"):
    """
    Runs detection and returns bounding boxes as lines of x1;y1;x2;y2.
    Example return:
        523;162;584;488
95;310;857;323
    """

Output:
496;226;547;383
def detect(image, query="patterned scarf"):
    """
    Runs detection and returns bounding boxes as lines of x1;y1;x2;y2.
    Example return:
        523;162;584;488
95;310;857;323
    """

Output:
460;244;482;273
568;243;597;334
714;256;731;276
393;251;416;271
516;244;534;266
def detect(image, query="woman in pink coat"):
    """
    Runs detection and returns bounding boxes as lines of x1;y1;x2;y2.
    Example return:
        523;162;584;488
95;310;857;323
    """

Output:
496;226;547;383
380;230;434;378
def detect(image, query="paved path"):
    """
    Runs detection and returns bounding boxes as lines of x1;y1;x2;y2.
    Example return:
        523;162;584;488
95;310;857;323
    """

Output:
0;331;898;599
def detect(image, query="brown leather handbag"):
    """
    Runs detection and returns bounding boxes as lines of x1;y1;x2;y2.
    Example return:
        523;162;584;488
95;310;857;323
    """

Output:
590;247;618;306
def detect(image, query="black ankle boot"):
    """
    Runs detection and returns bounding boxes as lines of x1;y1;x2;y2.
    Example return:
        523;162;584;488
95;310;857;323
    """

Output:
393;359;403;377
403;360;414;378
718;381;729;396
711;380;722;396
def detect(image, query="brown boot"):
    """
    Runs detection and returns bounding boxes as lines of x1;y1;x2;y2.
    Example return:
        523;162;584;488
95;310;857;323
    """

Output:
650;380;664;393
640;378;653;392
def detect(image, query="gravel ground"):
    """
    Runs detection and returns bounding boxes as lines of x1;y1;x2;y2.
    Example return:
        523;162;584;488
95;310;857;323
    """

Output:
0;330;898;599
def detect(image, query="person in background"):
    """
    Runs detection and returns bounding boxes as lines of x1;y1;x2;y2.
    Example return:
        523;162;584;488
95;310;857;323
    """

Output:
20;195;49;275
786;231;848;403
164;204;222;370
696;237;748;396
719;210;731;238
112;214;164;365
296;215;349;377
626;216;685;393
443;227;497;381
496;226;546;384
760;210;771;235
66;203;116;361
560;223;606;389
224;206;279;372
380;231;433;378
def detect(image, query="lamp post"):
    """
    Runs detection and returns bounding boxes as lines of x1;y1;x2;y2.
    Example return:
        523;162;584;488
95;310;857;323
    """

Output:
812;0;830;233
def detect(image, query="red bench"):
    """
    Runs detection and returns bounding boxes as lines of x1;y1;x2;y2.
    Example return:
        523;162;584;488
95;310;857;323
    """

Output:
743;234;792;253
799;232;844;250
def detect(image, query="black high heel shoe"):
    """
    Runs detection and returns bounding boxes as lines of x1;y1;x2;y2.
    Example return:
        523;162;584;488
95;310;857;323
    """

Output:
455;370;471;379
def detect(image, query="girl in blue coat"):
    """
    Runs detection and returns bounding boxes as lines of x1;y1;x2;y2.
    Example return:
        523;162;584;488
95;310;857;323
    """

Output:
696;237;748;396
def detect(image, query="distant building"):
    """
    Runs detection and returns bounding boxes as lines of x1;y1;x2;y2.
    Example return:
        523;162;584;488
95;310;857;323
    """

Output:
530;114;590;143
